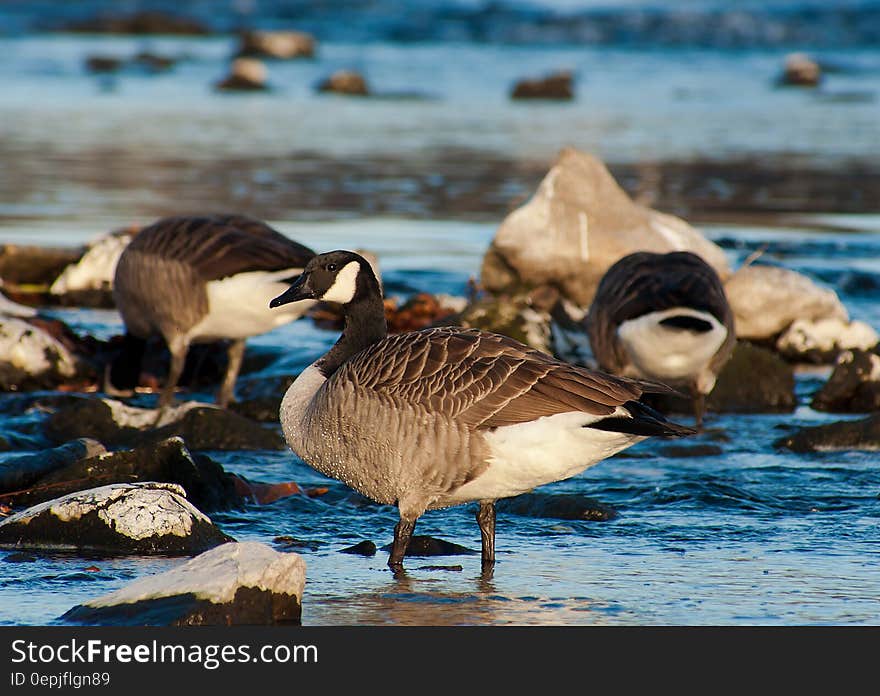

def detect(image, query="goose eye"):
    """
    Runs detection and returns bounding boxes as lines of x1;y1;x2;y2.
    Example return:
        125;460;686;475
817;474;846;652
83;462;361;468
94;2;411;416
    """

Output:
326;263;337;272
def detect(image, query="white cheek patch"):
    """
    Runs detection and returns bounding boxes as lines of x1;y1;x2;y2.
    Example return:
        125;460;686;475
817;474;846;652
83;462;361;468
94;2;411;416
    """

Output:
321;261;360;304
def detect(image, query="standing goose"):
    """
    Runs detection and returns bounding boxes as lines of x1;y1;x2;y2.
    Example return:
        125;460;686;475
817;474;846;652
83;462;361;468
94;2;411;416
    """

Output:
270;250;694;572
111;214;315;408
585;251;735;429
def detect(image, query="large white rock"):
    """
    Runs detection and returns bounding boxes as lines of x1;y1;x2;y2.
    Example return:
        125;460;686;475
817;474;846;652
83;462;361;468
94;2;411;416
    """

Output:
49;230;133;296
724;264;849;340
0;280;36;318
0;481;230;554
776;318;879;358
0;316;77;385
63;541;306;625
480;148;730;308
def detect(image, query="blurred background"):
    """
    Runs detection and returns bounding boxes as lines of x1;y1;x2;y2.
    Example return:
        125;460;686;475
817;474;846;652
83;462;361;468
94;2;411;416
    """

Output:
1;0;878;237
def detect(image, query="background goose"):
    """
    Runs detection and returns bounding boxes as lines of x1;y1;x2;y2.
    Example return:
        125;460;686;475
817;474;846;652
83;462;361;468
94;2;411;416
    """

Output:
585;250;735;429
270;250;694;573
111;214;315;408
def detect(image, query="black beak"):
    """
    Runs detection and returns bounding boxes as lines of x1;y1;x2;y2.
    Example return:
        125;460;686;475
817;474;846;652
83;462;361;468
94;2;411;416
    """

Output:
269;273;314;308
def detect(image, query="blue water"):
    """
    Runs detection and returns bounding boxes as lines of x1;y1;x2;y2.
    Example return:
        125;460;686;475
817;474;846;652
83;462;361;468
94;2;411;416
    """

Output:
1;2;880;625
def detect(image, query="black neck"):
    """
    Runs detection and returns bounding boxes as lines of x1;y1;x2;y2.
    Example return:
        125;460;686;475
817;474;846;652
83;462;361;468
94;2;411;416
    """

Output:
316;283;387;378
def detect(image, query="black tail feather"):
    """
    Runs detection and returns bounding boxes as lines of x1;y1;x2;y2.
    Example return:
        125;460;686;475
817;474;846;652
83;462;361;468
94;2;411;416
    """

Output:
586;400;696;438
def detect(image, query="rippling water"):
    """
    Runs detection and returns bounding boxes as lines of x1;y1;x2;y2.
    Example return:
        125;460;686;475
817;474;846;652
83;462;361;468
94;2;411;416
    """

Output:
1;2;879;626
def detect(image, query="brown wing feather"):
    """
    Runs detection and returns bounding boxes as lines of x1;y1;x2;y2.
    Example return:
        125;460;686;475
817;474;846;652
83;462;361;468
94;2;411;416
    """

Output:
333;326;658;431
128;214;315;280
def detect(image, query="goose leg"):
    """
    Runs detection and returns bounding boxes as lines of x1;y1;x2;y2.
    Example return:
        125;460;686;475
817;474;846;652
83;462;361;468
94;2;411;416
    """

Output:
388;515;417;572
217;338;245;408
693;391;705;432
476;501;496;570
159;338;189;409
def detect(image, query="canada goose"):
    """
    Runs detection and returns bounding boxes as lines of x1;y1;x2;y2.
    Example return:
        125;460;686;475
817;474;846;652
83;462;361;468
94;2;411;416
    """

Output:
270;250;694;573
585;251;735;429
111;214;315;408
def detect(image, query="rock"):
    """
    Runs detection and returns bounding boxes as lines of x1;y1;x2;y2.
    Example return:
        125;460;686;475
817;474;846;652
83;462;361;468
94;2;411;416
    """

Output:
384;293;461;333
511;71;574;100
707;341;796;413
496;492;617;521
0;282;37;318
49;228;135;308
724;264;848;341
774;414;880;452
0;244;82;287
62;541;305;626
0;438;106;495
236;30;315;59
215;58;269;91
85;56;123;73
811;350;880;412
316;70;369;96
450;291;552;352
380;535;477;557
44;398;285;451
0;317;79;391
131;51;177;72
0;482;231;554
6;436;241;512
480;148;730;309
776;318;879;364
61;11;209;35
340;540;377;556
779;53;822;87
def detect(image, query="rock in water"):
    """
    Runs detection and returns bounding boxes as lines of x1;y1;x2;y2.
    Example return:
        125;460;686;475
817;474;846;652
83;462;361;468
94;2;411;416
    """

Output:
316;70;369;96
510;71;574;100
496;492;617;521
0;317;79;390
62;541;305;626
379;535;477;557
0;438;106;494
776;318;879;364
811;350;880;412
779;53;822;87
480;148;729;309
6;436;242;512
774;414;880;453
724;265;848;341
0;482;231;554
44;397;285;451
236;30;315;59
215;58;269;91
49;229;135;308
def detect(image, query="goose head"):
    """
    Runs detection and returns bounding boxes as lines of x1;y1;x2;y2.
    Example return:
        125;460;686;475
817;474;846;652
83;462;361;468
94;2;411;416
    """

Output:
269;250;378;308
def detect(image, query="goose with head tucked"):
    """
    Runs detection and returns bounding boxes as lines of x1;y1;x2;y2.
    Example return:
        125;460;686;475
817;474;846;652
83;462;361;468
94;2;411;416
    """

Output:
270;250;695;573
111;214;315;408
585;250;735;429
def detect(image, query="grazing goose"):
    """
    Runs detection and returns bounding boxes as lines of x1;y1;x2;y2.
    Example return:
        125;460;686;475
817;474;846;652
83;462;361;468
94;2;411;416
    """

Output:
585;251;735;429
111;214;315;408
270;250;694;572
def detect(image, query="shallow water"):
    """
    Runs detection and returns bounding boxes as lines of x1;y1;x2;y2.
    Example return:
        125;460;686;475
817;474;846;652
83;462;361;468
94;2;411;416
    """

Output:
1;216;880;626
1;3;880;626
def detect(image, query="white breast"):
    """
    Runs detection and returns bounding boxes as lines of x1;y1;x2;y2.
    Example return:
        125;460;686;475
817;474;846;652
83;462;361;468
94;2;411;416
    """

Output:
617;307;727;386
279;364;327;454
189;267;313;341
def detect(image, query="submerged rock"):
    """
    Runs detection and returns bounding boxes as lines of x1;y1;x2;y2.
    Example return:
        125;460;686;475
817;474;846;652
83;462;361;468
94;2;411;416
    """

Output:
49;228;135;308
778;53;822;87
215;58;269;91
496;492;617;521
62;541;305;626
774;414;880;452
511;71;574;100
724;264;848;342
811;350;880;412
776;318;879;364
44;398;285;451
480;148;729;309
316;70;370;96
0;438;106;495
236;30;315;59
0;317;79;390
340;540;377;556
6;436;241;512
380;535;477;557
0;482;231;554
